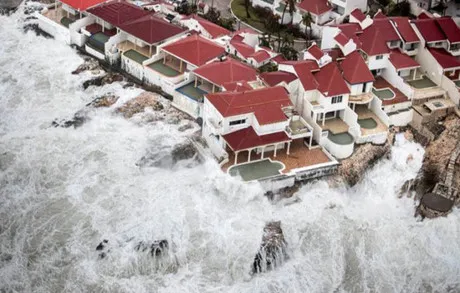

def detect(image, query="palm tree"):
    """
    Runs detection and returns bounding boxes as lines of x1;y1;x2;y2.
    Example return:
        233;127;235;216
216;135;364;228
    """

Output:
244;0;251;18
280;0;295;25
301;12;313;48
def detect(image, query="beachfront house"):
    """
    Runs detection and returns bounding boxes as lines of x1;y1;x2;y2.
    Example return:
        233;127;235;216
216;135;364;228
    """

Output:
143;34;226;118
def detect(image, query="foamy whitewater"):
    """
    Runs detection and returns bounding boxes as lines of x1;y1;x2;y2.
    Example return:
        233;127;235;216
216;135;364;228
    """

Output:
1;8;460;293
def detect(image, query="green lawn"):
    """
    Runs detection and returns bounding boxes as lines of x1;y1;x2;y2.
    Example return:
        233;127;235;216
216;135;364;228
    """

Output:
231;0;266;32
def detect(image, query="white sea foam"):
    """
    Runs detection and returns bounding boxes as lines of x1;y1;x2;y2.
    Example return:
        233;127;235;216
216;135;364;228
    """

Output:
1;8;460;293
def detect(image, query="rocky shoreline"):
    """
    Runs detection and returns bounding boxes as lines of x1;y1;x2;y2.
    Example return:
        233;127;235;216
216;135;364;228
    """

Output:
400;115;460;219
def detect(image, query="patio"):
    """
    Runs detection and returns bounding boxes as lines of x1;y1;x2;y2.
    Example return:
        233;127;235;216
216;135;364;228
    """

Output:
147;60;182;77
354;105;388;136
222;139;331;173
407;77;437;89
43;6;79;26
176;82;208;102
124;49;149;64
320;118;349;134
118;41;152;58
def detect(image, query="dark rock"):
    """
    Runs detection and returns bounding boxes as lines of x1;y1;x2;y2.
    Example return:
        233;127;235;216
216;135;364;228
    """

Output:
52;110;87;129
171;142;197;163
123;82;136;89
72;58;102;75
96;242;104;251
23;23;53;38
99;252;107;259
83;72;124;89
135;240;169;257
253;221;288;274
86;94;119;108
103;239;108;243
0;0;22;12
117;92;164;118
195;117;203;127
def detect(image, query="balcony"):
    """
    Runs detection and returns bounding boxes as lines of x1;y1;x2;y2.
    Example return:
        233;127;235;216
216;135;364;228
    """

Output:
207;118;223;134
286;116;312;138
348;92;373;104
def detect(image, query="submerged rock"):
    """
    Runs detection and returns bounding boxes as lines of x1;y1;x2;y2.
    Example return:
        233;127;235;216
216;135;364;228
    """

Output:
0;0;22;13
253;221;288;274
135;240;169;257
23;23;53;38
86;94;119;108
171;142;197;163
52;110;87;128
72;58;103;75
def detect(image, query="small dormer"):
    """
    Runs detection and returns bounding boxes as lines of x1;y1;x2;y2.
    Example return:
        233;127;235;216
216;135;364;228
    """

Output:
349;9;373;30
304;43;332;67
334;33;357;56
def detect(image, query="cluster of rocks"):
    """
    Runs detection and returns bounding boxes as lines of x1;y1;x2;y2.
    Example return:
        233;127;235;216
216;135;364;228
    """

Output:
337;132;394;187
52;109;87;128
252;221;288;274
86;94;119;108
136;141;198;169
82;72;124;90
72;58;104;75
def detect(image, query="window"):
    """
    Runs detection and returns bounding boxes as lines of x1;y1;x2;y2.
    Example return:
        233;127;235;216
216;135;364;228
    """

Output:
389;40;399;47
376;55;384;60
331;95;343;104
434;42;443;46
229;119;246;126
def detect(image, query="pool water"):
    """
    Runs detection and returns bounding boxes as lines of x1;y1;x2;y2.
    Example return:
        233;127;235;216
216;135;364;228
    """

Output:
228;159;284;181
372;88;395;100
358;118;378;129
328;132;354;145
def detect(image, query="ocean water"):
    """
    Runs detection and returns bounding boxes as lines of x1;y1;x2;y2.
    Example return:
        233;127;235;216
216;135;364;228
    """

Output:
1;8;460;293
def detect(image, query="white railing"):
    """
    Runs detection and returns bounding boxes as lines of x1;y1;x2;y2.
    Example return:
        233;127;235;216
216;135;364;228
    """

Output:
85;44;105;60
68;16;94;46
370;97;391;127
355;132;388;145
342;106;361;139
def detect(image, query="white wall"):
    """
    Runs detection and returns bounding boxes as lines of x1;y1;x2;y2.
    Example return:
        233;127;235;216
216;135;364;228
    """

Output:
441;76;460;105
317;93;350;112
121;54;144;80
253;116;289;135
389;109;413;126
322;135;354;159
321;26;340;50
415;46;443;84
381;64;415;99
69;16;94;46
341;106;361;138
368;54;389;71
35;10;71;44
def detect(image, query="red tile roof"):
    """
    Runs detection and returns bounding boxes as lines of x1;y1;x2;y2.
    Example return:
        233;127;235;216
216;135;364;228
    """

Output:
271;54;287;64
60;0;107;11
428;48;460;69
412;19;446;42
389;50;419;69
350;8;366;22
314;62;350;96
260;71;298;86
436;17;460;44
184;15;231;39
359;26;391;55
119;14;186;44
297;0;331;16
222;81;253;92
206;87;292;125
373;18;401;41
391;17;420;43
339;51;374;84
307;44;324;60
87;0;150;26
337;23;362;37
292;61;320;91
229;38;255;58
162;35;225;67
249;50;271;63
193;58;257;87
223;127;290;151
334;32;350;46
